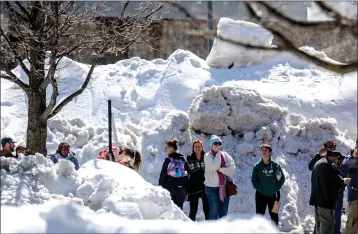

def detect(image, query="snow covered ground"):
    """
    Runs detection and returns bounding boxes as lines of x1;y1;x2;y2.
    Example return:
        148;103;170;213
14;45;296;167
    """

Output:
1;18;357;233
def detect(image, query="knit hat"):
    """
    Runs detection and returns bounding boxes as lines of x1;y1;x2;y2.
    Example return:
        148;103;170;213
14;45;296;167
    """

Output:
210;135;222;147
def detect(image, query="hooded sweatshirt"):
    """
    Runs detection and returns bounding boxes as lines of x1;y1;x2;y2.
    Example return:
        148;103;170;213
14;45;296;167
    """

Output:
252;158;285;196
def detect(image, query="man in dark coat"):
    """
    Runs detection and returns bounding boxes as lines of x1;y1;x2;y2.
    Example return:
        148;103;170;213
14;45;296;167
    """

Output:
310;150;351;234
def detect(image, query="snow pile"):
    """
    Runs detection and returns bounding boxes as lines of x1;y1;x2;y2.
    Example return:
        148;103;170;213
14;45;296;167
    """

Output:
1;156;189;221
1;154;81;205
1;200;278;233
189;86;287;136
77;159;188;220
187;85;355;233
206;18;278;68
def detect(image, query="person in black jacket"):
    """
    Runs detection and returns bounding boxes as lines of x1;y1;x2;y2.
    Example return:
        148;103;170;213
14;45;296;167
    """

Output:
158;139;188;210
310;150;351;234
186;139;209;221
308;140;347;234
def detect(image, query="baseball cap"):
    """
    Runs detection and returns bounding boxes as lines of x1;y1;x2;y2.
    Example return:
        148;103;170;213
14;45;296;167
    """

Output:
327;150;345;159
1;137;16;146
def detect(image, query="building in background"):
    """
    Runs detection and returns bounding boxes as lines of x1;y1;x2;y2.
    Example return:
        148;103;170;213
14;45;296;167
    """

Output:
0;1;356;65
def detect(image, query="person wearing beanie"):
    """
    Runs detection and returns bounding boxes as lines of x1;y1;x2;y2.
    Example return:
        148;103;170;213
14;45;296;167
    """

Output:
49;142;79;170
204;135;236;220
252;144;285;226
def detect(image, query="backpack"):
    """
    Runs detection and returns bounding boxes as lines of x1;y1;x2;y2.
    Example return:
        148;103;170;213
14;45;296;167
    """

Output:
167;157;185;178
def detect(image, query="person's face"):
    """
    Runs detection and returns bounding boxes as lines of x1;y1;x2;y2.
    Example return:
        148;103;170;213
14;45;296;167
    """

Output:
165;144;175;154
16;147;25;155
328;156;339;165
6;142;15;152
326;142;336;152
193;142;203;155
261;147;270;160
212;142;221;152
60;145;70;157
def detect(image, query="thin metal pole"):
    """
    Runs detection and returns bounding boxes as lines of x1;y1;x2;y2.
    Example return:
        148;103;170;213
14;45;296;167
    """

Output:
108;100;114;161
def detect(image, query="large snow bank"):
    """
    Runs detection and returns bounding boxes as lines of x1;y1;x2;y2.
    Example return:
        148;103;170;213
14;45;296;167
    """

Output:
206;17;278;68
1;200;278;233
1;156;188;221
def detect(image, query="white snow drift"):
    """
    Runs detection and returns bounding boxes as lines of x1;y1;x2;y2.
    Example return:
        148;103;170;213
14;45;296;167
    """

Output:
1;200;278;233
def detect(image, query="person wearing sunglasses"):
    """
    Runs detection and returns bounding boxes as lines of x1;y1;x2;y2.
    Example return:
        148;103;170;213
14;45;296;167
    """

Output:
252;144;285;226
204;135;236;220
49;142;79;170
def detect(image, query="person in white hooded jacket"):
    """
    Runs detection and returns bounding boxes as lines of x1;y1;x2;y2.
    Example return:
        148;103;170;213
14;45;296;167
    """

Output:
204;135;236;220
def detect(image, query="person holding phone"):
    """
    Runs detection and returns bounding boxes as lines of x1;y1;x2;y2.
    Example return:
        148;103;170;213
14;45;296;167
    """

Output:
310;150;351;234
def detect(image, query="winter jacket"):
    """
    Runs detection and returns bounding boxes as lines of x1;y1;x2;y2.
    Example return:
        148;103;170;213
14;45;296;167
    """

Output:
308;153;322;171
309;157;345;209
186;152;206;195
341;155;358;201
204;151;236;187
252;158;285;196
158;152;188;190
49;151;80;170
0;149;15;158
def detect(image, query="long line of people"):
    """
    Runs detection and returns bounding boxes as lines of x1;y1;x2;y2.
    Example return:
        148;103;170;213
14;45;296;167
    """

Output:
1;135;356;232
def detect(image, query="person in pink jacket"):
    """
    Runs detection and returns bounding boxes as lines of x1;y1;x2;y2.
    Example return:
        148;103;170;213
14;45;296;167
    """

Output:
97;146;142;172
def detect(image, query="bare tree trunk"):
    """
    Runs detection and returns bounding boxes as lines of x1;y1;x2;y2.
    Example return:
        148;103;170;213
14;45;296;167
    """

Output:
26;90;47;155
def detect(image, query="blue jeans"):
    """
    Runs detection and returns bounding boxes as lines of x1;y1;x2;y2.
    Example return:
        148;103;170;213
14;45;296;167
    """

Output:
334;191;344;234
205;186;230;220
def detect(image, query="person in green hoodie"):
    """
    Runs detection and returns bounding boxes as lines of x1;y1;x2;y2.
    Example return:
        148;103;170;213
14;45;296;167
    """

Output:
251;144;285;226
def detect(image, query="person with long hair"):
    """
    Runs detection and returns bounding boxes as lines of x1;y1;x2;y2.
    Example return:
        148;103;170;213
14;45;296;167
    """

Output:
97;146;142;172
186;139;209;221
158;139;188;210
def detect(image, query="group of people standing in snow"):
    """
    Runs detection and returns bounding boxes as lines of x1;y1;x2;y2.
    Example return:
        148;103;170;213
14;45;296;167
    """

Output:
0;137;143;174
309;139;358;234
158;135;286;225
2;134;357;233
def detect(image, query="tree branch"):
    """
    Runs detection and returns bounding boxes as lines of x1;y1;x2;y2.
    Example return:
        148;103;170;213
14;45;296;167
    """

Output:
46;63;96;120
315;1;352;23
255;1;353;28
0;27;30;77
14;1;31;20
0;69;29;92
121;1;130;18
144;4;163;20
244;2;357;74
